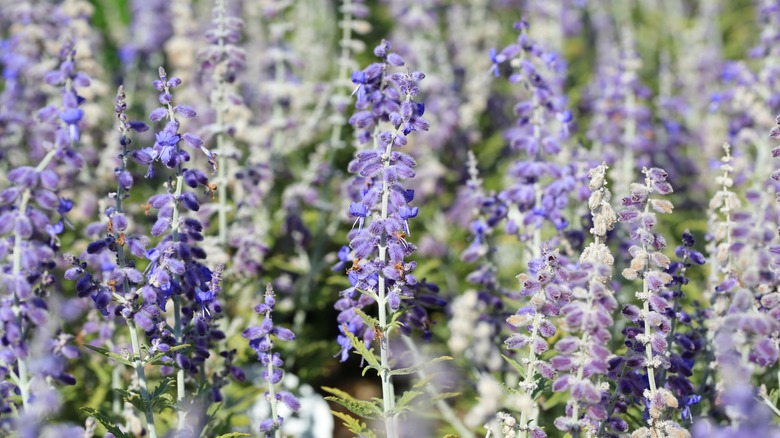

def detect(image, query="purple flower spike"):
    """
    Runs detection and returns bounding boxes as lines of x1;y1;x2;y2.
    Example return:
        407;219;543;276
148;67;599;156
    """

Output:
245;284;299;435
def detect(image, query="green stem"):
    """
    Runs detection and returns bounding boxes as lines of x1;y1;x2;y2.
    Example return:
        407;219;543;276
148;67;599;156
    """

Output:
264;304;281;438
128;320;158;438
518;311;542;438
401;338;474;438
378;133;396;438
170;173;186;429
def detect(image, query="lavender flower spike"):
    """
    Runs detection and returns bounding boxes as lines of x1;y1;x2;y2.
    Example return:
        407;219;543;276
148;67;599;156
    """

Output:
243;284;300;437
506;247;572;438
552;163;618;435
338;38;431;437
618;167;687;436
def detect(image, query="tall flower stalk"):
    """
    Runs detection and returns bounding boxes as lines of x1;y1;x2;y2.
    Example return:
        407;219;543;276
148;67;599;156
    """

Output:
113;86;158;438
336;39;429;437
242;283;299;437
506;248;570;438
0;40;84;423
489;19;575;264
551;163;618;436
199;0;246;246
617;167;687;436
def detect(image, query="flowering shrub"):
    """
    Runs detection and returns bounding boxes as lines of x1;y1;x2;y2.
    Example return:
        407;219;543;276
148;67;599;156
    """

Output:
3;1;780;437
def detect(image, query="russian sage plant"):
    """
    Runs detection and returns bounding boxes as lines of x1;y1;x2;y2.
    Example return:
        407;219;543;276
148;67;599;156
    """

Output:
327;38;449;438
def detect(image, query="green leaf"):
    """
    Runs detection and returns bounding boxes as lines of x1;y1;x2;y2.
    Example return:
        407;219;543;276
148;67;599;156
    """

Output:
81;407;130;438
542;388;570;410
502;354;526;378
340;326;381;374
145;344;191;366
150;377;173;400
113;388;146;413
353;308;379;329
331;411;377;438
215;433;252;438
393;390;423;413
84;344;133;367
322;386;383;419
390;355;453;376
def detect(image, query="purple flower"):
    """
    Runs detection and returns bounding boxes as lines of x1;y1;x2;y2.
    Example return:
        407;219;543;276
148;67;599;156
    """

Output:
244;284;299;435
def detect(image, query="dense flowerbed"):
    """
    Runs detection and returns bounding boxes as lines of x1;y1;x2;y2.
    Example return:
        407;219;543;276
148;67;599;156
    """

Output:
1;0;780;437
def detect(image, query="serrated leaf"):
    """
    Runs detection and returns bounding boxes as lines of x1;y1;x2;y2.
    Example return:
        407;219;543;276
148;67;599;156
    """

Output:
325;395;382;419
389;355;453;376
151;377;173;399
502;354;526;378
81;407;130;438
394;390;423;413
353;308;379;329
149;392;175;412
332;411;377;438
770;388;780;405
145;344;191;366
341;326;381;374
113;388;146;413
84;344;133;366
322;386;358;401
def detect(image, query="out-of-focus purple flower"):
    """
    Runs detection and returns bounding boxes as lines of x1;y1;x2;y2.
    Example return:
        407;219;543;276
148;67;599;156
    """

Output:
490;20;578;248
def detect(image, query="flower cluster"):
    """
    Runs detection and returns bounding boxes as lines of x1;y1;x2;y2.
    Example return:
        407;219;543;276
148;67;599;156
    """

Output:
336;38;430;360
505;247;573;438
551;163;618;434
243;283;300;435
617;167;687;432
448;151;505;372
490;19;577;252
0;40;86;422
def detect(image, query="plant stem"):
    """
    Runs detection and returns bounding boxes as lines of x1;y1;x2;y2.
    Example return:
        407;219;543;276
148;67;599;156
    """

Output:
377;132;396;438
159;74;188;430
641;182;657;396
401;337;474;438
127;319;158;438
264;303;281;438
10;148;57;411
519;310;542;438
213;0;228;246
170;171;186;430
173;294;185;429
